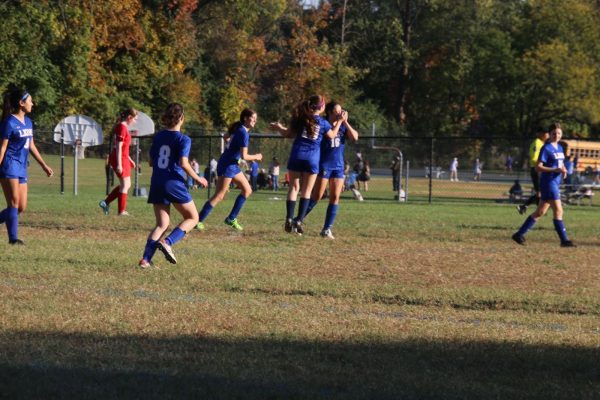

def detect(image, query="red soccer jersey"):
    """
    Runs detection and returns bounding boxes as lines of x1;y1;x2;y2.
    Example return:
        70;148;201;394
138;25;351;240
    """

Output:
109;122;132;178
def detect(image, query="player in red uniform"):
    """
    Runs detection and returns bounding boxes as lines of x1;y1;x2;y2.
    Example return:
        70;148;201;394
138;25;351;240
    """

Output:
99;108;138;216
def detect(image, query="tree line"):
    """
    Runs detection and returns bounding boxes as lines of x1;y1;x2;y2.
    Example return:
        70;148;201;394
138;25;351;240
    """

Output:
2;0;600;139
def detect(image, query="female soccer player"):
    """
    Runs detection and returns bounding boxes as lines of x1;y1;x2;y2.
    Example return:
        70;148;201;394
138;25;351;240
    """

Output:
99;108;138;216
303;101;358;239
512;122;575;247
270;95;342;235
0;88;53;244
139;103;207;268
195;108;262;232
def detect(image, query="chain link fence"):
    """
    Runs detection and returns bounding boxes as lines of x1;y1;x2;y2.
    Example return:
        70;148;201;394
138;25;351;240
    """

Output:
33;129;600;207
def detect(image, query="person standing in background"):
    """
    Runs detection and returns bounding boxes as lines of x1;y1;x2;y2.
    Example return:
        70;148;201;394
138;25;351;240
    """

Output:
269;157;280;191
99;108;138;216
517;127;549;215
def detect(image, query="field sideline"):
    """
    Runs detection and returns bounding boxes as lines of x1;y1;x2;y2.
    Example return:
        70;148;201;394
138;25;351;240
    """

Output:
0;156;598;399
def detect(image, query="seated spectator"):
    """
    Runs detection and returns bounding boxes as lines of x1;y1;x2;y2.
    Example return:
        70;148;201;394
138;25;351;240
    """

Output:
509;179;523;201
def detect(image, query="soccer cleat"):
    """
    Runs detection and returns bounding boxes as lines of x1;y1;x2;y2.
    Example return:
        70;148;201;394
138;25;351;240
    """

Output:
99;200;109;215
560;240;576;248
284;218;293;233
224;218;243;231
8;239;25;245
138;259;152;269
118;211;131;217
195;221;206;231
511;233;526;245
517;205;527;215
320;228;335;239
293;220;304;235
156;240;177;264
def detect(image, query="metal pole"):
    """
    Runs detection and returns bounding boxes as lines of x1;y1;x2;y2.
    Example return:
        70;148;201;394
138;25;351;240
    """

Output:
60;129;65;195
371;122;375;148
405;160;409;202
207;136;212;199
428;137;433;204
133;138;140;196
106;130;113;195
73;143;78;196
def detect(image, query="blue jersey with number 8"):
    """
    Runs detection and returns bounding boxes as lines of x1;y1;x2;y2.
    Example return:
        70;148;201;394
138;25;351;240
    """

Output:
149;130;191;184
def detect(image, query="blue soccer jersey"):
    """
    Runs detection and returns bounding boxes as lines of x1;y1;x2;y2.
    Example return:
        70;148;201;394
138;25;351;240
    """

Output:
538;142;565;188
320;123;347;171
289;116;331;162
219;125;249;167
149;130;191;183
0;115;34;179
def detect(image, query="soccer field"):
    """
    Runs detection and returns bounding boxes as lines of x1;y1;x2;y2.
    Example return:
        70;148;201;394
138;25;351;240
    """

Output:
1;156;598;399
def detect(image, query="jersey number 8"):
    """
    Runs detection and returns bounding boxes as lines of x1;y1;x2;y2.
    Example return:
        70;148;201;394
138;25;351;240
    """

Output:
157;145;171;169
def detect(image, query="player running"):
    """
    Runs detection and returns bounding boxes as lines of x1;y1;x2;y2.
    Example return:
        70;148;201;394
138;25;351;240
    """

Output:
195;108;262;232
512;122;575;247
139;103;207;268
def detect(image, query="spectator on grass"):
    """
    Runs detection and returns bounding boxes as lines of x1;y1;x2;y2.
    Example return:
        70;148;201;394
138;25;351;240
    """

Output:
0;87;54;245
302;101;359;239
248;160;259;191
139;103;208;268
509;179;523;201
391;155;401;191
449;157;459;181
196;108;262;232
269;157;280;191
99;108;138;216
505;155;513;173
270;95;343;235
512;122;575;248
357;159;371;191
473;158;482;181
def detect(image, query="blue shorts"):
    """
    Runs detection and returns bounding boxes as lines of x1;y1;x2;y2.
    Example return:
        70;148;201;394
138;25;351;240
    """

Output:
540;182;561;201
217;163;242;178
287;158;318;174
0;174;27;184
319;168;345;179
148;179;192;205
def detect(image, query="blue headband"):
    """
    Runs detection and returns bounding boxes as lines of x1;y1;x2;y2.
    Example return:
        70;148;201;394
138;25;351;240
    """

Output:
20;92;30;102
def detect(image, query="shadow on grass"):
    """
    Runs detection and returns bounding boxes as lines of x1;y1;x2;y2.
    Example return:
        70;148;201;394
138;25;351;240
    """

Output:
0;331;598;399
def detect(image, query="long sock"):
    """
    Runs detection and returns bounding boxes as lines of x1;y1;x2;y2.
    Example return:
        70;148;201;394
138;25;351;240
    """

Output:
105;186;120;205
0;208;7;224
286;200;296;220
142;238;158;262
227;194;247;221
6;207;18;241
296;197;310;222
304;199;318;217
323;204;339;230
516;216;536;237
118;193;128;214
198;201;214;222
553;219;569;242
165;227;186;246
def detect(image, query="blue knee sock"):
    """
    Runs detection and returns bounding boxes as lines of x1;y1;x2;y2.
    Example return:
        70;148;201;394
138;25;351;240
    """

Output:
553;219;569;242
165;227;186;247
227;194;247;221
323;204;339;230
296;198;310;222
198;201;214;222
304;199;318;217
142;238;158;262
516;216;536;237
6;207;18;241
0;208;7;224
286;200;296;220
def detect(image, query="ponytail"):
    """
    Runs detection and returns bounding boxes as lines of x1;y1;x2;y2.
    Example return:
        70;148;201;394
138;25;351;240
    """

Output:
290;95;324;139
227;108;256;135
116;108;138;124
2;87;29;122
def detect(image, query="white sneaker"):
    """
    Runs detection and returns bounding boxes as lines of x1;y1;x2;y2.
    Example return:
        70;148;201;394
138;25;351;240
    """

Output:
118;211;131;216
320;228;335;239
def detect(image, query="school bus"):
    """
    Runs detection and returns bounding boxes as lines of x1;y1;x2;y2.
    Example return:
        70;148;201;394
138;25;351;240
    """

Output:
560;139;600;173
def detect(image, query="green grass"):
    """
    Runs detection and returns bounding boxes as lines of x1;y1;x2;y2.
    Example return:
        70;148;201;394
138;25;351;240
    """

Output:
0;155;599;399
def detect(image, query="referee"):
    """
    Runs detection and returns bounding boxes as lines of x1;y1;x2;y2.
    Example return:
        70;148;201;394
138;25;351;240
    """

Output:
517;127;549;214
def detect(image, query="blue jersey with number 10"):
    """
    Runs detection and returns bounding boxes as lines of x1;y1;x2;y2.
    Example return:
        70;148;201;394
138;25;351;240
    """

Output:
320;123;347;171
149;130;191;184
538;142;565;187
0;115;33;178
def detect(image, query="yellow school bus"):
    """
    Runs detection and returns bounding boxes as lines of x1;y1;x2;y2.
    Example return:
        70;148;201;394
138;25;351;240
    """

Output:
561;139;600;173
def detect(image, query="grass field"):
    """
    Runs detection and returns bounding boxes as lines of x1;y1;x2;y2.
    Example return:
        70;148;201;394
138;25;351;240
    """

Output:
0;155;599;399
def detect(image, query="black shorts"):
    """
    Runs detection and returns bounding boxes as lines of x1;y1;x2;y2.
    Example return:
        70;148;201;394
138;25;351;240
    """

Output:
530;167;540;192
